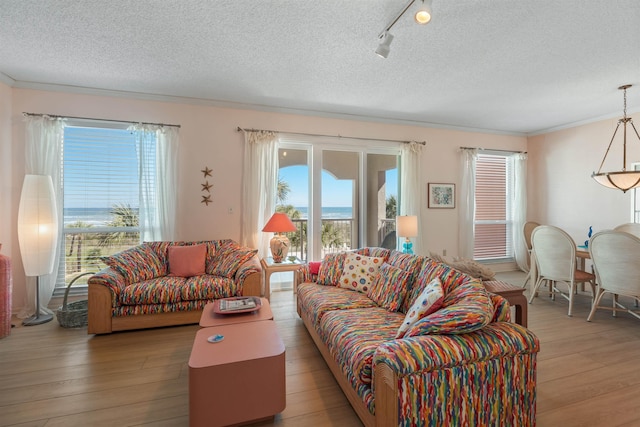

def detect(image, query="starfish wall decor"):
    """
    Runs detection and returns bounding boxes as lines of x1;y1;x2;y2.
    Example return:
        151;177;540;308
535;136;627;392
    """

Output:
200;166;213;206
201;181;212;192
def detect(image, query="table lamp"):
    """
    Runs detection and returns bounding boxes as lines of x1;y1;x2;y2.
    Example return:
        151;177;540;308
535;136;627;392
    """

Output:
18;174;58;326
396;215;418;254
262;213;297;263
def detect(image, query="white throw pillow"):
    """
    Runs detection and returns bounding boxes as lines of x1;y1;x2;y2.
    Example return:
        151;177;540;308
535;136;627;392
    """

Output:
338;253;385;293
396;278;445;338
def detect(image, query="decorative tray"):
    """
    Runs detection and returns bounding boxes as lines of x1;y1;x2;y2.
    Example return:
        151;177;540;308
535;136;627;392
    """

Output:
213;296;262;314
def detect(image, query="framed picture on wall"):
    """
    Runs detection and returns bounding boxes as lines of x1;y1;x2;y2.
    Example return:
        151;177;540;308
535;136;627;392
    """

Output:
428;183;455;208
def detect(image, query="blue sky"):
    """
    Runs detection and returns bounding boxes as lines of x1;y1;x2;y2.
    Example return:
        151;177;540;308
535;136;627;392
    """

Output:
279;165;397;207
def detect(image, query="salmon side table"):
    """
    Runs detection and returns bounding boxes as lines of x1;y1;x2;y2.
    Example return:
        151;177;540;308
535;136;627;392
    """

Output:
189;321;286;427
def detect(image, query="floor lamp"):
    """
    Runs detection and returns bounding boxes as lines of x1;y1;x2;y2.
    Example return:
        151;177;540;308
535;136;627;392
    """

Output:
396;215;418;254
18;174;58;326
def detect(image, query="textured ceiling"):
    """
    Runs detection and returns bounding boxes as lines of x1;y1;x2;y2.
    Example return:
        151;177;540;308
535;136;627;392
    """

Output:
1;0;640;135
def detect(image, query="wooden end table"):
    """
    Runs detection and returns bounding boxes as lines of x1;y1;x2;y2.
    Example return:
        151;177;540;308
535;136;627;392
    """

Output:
260;256;303;300
483;280;528;327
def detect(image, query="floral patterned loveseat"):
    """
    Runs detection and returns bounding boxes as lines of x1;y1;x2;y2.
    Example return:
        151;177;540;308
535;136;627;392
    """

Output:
297;248;540;426
88;239;262;334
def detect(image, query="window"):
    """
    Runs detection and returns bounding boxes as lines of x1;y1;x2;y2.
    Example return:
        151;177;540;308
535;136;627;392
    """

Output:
56;124;154;290
277;137;399;261
474;153;514;261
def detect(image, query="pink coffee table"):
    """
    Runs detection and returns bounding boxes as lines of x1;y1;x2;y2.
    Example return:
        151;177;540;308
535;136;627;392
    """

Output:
199;297;273;327
189;321;286;426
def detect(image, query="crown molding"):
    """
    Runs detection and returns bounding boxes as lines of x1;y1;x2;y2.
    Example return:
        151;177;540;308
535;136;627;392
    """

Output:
10;79;529;137
0;71;15;86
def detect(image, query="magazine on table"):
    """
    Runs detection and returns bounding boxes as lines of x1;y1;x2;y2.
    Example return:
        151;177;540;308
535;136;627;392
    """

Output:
218;297;258;312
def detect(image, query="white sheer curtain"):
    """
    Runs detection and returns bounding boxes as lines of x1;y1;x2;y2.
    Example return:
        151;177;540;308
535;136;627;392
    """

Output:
458;148;478;259
240;131;279;257
399;142;424;254
512;153;528;271
130;124;179;242
21;115;65;318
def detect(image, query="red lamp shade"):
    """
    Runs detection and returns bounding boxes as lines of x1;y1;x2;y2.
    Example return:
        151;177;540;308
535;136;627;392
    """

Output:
262;213;297;233
262;213;297;263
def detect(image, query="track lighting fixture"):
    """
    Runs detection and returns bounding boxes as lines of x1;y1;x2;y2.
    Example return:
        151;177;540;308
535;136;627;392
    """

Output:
375;0;433;58
375;31;394;59
414;0;433;24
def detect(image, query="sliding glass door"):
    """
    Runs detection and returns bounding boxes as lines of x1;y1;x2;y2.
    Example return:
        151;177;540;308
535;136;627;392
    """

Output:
278;139;399;262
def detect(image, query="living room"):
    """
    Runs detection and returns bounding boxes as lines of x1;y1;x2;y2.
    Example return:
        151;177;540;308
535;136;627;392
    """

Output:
2;1;640;426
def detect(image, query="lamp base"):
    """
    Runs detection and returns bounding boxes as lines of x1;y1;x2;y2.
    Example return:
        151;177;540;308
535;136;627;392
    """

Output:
402;239;414;254
23;312;53;326
270;234;290;263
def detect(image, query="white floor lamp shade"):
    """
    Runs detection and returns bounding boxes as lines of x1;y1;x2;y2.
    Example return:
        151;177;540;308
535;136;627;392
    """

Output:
18;174;58;325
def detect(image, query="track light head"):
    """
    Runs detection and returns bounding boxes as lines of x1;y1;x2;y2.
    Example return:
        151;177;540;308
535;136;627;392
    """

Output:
375;31;394;58
415;0;433;24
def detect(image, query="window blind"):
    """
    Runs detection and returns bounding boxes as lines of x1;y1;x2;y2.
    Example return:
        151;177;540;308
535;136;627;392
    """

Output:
474;154;513;260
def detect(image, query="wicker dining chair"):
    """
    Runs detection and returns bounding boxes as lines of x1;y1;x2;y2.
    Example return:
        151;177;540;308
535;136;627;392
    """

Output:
522;221;540;288
528;225;596;317
613;222;640;238
588;230;640;321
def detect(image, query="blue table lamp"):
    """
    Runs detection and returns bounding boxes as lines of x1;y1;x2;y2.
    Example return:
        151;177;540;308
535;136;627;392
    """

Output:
396;215;418;254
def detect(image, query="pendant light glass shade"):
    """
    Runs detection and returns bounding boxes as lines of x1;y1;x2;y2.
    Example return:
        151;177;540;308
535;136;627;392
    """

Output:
17;175;58;276
592;85;640;193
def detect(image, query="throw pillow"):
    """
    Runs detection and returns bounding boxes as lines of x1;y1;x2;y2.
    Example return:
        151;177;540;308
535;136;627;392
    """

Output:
102;244;164;284
168;244;206;277
451;257;495;281
208;240;258;278
367;263;411;312
338;253;385;293
308;261;322;275
316;252;348;286
396;278;444;338
428;252;495;281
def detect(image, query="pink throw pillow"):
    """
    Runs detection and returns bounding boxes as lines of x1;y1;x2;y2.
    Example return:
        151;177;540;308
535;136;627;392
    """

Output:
168;244;206;277
309;261;322;275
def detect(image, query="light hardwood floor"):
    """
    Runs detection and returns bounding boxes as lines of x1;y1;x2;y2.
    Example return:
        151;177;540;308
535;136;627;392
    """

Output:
2;271;640;426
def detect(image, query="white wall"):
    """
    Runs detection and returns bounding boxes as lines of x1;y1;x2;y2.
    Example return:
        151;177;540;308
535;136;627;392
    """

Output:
527;114;640;245
8;87;527;312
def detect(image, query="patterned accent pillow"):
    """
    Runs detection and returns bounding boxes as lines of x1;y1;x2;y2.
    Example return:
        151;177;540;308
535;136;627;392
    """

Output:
396;278;444;338
208;240;258;278
367;263;411;312
338;253;385;293
102;244;164;284
317;252;348;286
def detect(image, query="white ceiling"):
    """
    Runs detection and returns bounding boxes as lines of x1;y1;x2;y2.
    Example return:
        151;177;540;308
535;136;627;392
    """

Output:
1;0;640;135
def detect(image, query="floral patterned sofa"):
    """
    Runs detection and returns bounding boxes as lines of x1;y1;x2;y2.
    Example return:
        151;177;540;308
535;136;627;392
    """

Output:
88;239;262;334
297;248;539;426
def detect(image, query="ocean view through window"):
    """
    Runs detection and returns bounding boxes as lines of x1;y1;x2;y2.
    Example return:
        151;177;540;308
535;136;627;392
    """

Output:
57;124;153;291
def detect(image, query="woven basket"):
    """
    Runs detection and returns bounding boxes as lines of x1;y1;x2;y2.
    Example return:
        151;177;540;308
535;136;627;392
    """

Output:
56;272;94;328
